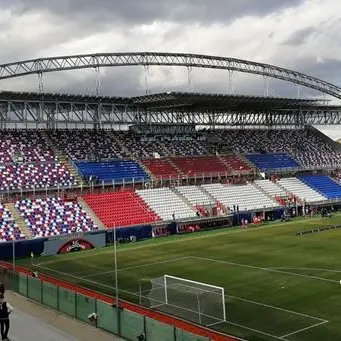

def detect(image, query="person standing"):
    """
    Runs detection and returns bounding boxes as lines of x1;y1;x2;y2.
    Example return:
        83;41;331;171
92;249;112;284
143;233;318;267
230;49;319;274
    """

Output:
0;283;4;296
0;294;12;341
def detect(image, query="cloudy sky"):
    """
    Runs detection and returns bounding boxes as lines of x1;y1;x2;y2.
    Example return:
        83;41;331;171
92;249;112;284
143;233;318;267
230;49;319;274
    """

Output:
0;0;341;137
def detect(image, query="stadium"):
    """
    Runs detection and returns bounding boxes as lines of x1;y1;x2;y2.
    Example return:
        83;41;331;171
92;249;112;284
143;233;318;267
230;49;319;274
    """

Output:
1;51;341;341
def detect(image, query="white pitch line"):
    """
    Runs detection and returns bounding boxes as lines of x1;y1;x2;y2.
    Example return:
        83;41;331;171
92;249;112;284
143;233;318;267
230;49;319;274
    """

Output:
192;256;338;284
281;320;329;338
271;267;341;273
82;257;192;278
222;320;288;341
227;295;327;323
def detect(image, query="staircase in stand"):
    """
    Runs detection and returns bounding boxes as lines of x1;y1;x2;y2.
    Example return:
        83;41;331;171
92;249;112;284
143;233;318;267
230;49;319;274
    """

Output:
6;203;32;239
167;158;184;177
40;131;84;186
78;198;106;230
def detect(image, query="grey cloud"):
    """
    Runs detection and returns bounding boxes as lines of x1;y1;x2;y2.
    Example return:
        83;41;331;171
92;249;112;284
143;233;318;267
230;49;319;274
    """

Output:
283;27;317;45
6;0;306;25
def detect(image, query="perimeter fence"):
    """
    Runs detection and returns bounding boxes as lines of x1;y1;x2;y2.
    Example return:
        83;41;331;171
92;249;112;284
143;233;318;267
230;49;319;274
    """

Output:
6;270;214;341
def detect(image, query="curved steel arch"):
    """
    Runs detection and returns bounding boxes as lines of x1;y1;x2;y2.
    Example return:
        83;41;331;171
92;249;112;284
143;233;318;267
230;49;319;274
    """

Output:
0;52;341;99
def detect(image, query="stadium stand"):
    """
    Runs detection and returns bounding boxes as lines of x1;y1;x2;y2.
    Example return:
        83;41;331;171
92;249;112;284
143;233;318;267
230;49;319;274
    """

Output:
175;186;216;206
277;177;327;203
15;197;98;237
83;191;161;227
298;175;341;199
160;138;207;156
0;130;56;163
219;154;252;172
170;156;229;176
116;131;168;158
254;179;288;197
0;203;25;242
202;183;278;211
141;158;179;179
209;129;341;168
0;163;76;191
246;153;300;170
75;160;149;183
50;129;129;160
136;187;196;220
0;130;75;191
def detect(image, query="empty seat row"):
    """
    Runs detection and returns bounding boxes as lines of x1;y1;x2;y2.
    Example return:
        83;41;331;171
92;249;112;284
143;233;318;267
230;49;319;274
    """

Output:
83;191;161;227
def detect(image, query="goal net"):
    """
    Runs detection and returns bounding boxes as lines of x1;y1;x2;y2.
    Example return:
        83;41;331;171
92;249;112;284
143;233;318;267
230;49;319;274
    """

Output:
147;275;226;326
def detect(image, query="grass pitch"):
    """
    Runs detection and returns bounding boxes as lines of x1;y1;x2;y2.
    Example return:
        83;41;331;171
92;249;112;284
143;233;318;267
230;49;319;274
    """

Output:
17;215;341;341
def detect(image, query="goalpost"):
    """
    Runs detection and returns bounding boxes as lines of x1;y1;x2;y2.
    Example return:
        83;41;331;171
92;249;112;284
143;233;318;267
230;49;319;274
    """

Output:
147;275;226;326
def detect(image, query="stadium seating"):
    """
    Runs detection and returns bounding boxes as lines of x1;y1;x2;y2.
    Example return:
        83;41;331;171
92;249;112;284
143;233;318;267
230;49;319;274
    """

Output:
254;180;288;198
50;129;129;160
15;197;98;238
160;139;207;156
202;183;278;211
136;187;196;220
208;129;341;168
175;186;216;206
0;163;76;191
141;159;179;179
116;132;168;158
83;191;161;227
298;175;341;199
219;154;252;172
277;177;327;203
75;160;149;183
246;153;300;170
0;130;56;163
170;156;229;176
0;204;25;242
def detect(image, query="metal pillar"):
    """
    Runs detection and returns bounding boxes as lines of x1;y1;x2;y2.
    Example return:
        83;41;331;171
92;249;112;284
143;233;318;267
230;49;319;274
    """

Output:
187;65;192;92
38;73;44;93
95;66;101;96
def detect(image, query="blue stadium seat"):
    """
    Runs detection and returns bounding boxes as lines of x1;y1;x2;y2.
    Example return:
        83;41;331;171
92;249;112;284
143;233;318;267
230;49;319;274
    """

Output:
298;175;341;199
246;153;300;170
75;160;150;183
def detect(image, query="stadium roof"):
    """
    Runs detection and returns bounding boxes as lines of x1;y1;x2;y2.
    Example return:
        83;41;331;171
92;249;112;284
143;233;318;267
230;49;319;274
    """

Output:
0;90;340;111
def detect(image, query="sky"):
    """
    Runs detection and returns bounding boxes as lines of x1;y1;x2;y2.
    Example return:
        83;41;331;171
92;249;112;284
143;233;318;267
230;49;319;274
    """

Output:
0;0;341;138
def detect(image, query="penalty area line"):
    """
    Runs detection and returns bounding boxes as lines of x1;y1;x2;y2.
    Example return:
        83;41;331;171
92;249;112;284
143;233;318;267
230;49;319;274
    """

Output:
192;256;338;284
281;320;329;338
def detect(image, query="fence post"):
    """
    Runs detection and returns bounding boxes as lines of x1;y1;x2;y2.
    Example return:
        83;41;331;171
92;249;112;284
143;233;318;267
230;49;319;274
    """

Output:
75;292;77;319
25;274;28;297
173;325;176;341
143;314;147;340
40;278;43;303
57;285;60;312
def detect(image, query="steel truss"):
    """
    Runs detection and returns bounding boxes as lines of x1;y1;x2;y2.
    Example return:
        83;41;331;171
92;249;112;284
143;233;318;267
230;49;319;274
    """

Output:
0;52;341;100
1;98;341;128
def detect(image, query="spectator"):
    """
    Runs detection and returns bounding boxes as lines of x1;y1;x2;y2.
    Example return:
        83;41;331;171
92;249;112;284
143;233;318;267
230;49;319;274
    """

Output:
0;283;4;296
0;293;12;341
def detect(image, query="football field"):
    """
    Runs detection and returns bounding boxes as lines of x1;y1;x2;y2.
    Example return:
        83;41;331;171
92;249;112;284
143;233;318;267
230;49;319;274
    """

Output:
17;215;341;341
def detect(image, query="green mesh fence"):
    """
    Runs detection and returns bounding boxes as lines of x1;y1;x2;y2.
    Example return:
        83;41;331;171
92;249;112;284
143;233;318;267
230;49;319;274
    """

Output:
76;293;96;323
18;274;28;296
8;271;213;341
27;276;42;302
145;316;175;341
58;287;76;317
97;300;118;334
42;282;58;310
120;309;145;340
6;271;18;292
175;328;210;341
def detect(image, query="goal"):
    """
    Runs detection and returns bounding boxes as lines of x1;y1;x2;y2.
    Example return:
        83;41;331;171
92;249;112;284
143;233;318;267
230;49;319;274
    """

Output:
147;275;226;326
